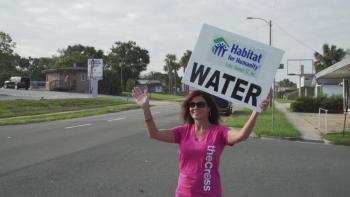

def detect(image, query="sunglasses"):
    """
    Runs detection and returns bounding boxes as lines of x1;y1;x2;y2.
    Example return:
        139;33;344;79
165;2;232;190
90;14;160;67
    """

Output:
189;101;207;108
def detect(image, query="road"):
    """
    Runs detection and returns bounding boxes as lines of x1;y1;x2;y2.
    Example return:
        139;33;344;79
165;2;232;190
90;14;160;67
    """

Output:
0;91;350;196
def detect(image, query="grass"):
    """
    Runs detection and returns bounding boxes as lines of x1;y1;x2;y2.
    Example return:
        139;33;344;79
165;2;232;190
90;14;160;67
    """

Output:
122;92;184;101
323;132;350;146
276;98;295;103
148;93;184;101
0;97;130;118
0;97;139;125
224;107;300;138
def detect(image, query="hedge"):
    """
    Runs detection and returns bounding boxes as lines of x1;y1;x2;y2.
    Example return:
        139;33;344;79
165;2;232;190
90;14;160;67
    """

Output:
290;95;343;113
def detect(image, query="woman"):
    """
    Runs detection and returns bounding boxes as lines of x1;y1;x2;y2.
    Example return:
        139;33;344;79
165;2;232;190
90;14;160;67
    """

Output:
132;87;270;197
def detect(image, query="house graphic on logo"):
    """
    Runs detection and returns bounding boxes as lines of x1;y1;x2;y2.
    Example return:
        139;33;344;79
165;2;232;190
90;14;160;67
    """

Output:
212;37;230;57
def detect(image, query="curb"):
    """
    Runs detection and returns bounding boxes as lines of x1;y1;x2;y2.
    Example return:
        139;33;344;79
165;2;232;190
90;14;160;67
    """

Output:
259;136;325;144
322;139;336;145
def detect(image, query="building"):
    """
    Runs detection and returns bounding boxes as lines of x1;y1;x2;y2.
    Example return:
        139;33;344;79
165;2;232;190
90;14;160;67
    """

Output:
315;57;350;97
137;80;163;93
315;57;350;111
43;67;89;93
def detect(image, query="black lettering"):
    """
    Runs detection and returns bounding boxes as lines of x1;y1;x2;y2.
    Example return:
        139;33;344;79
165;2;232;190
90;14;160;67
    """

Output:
231;78;248;101
205;70;220;92
190;62;211;85
244;83;261;107
221;73;236;94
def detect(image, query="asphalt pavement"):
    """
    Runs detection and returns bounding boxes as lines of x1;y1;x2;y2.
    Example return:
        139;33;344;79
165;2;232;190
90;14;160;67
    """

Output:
1;91;350;196
1;129;350;197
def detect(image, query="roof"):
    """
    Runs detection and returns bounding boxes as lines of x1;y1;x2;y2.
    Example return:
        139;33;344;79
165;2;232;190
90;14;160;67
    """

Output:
316;57;350;79
137;80;162;85
43;67;87;74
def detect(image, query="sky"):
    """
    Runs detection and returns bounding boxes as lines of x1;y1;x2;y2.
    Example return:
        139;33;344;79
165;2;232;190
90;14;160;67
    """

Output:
1;0;349;83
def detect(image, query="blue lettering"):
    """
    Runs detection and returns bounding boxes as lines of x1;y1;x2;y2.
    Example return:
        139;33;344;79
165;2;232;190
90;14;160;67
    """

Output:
230;44;263;63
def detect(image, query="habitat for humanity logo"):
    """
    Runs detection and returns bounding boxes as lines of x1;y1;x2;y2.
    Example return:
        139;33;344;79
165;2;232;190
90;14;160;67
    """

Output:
211;37;230;57
207;36;265;78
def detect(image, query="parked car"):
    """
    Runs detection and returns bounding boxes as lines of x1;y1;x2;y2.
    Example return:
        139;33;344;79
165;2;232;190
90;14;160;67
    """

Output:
213;96;232;116
4;76;30;90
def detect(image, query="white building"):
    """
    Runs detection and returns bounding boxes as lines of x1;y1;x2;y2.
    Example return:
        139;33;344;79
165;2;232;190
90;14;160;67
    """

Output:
315;57;350;111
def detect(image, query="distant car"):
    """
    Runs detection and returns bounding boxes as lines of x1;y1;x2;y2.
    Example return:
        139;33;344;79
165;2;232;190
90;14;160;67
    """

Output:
4;76;30;90
213;96;232;116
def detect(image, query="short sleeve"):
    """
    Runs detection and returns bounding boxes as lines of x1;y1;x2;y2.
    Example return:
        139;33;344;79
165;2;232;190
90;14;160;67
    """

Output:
171;124;188;144
221;125;234;146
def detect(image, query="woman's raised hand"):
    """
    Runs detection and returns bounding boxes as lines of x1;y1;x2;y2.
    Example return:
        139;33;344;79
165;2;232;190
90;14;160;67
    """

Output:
132;87;149;106
260;90;272;111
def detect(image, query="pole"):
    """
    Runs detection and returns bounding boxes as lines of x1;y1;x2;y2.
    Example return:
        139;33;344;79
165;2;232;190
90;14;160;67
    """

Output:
269;20;275;131
247;17;275;130
120;66;123;92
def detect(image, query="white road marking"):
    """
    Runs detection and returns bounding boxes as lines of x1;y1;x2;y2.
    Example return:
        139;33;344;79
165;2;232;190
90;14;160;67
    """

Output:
107;117;126;122
153;112;161;114
65;124;91;129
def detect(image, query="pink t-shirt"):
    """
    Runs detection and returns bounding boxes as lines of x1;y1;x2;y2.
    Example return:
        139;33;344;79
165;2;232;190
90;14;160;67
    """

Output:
172;124;232;197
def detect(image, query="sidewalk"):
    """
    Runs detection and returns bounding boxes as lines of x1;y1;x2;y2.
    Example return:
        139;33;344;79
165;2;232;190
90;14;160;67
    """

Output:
274;102;348;142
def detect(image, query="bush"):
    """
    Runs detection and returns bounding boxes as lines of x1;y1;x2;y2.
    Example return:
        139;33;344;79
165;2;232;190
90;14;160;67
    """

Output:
290;95;343;113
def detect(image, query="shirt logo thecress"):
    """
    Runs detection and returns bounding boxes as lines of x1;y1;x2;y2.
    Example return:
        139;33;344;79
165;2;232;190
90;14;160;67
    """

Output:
208;36;266;78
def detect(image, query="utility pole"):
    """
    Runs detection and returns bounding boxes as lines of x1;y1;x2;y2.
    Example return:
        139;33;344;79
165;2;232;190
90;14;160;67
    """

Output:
247;17;275;130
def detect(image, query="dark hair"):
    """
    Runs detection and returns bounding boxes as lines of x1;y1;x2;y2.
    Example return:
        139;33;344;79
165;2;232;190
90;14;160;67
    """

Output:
182;90;220;124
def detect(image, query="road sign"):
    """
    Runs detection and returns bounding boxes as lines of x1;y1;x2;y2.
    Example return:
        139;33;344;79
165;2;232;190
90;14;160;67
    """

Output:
279;64;284;69
88;59;103;79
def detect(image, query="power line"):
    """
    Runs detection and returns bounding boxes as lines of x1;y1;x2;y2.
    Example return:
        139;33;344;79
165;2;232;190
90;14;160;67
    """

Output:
244;24;269;35
274;22;322;55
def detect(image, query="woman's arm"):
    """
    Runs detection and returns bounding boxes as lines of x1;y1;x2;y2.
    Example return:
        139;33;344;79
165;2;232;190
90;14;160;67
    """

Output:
132;87;175;143
227;92;271;145
227;111;259;145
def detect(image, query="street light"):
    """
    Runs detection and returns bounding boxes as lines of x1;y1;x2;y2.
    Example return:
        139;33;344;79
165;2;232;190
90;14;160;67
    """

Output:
246;16;275;130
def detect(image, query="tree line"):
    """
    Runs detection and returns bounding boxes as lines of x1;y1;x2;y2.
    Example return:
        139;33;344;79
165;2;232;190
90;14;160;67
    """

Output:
0;31;192;95
1;30;349;95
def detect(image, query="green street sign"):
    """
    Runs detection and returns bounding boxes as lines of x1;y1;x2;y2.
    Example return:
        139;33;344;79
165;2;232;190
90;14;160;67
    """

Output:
278;64;284;69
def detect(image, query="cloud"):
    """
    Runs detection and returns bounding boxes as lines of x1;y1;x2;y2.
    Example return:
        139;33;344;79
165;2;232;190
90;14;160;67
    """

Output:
0;0;349;82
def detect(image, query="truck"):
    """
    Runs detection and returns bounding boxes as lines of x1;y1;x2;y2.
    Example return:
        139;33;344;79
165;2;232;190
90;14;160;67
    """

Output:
4;76;30;90
213;96;233;116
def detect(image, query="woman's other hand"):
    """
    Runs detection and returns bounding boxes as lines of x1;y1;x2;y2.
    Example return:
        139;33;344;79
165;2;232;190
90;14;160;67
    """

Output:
260;90;272;111
132;87;149;107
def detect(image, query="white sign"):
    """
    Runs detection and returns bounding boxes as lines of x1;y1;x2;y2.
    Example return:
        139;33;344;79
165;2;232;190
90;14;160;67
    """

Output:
182;24;284;112
88;59;103;79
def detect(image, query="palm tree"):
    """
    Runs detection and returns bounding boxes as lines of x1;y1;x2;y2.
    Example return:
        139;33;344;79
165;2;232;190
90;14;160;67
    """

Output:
314;44;346;73
164;54;178;94
179;50;192;94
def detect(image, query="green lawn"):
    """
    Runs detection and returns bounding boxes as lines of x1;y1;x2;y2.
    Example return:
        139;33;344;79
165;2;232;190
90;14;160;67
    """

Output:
276;98;295;103
0;97;132;118
122;92;184;101
224;108;300;138
148;93;184;101
323;132;350;146
0;97;139;125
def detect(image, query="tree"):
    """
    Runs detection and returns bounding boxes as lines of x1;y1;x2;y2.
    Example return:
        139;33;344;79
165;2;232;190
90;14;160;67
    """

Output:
0;32;18;85
179;50;192;94
164;54;179;94
314;44;346;73
179;50;192;73
99;68;121;95
278;78;296;88
30;57;56;80
0;31;15;54
108;41;149;91
126;78;136;92
55;44;104;68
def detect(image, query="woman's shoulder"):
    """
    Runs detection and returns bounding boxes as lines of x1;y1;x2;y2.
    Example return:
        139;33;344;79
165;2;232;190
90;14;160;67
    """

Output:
172;124;193;131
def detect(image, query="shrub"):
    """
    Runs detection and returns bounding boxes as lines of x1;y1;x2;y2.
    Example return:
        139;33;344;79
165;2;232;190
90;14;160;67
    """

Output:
290;95;343;113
